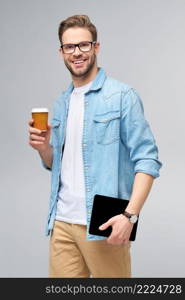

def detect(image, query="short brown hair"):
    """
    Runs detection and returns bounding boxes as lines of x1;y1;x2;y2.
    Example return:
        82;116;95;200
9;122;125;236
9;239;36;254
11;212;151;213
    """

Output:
58;15;97;45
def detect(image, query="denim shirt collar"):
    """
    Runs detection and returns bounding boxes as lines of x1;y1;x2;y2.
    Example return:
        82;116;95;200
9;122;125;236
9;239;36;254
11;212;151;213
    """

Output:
64;67;107;97
88;67;107;92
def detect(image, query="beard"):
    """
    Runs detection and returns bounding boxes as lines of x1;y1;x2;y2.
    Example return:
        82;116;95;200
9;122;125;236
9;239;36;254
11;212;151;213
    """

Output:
64;52;96;78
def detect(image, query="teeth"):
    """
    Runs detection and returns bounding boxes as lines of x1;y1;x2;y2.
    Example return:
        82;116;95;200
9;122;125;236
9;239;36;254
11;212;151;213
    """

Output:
74;60;84;64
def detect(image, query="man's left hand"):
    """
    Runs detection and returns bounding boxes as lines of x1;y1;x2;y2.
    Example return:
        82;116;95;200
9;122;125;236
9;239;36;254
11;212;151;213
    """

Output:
99;214;133;245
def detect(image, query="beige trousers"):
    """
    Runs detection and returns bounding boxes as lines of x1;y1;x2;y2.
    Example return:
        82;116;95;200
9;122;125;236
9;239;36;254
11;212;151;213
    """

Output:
49;220;131;278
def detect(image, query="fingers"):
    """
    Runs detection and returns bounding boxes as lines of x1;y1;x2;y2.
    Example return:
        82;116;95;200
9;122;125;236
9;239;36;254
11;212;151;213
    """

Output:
106;227;131;245
28;120;51;134
29;120;42;135
47;123;52;130
107;236;129;246
99;216;115;230
29;120;51;132
29;140;45;146
30;133;45;142
106;224;130;245
99;222;110;230
29;120;45;142
28;119;34;126
122;240;130;246
107;233;123;245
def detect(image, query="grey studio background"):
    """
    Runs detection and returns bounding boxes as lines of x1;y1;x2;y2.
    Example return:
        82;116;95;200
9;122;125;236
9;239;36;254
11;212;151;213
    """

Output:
0;0;184;277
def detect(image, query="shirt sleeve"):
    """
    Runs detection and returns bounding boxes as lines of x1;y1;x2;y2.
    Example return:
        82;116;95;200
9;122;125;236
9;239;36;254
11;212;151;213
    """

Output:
120;88;162;178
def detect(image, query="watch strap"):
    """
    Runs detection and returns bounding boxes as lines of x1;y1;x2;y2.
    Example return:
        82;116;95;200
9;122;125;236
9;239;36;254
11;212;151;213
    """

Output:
122;211;133;218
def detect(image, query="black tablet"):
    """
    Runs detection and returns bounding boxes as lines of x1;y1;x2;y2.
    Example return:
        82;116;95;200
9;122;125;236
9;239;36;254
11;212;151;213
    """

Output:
89;194;139;241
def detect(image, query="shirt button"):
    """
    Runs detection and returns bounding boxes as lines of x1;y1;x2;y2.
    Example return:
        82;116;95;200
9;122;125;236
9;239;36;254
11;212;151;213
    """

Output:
87;189;90;192
83;143;87;147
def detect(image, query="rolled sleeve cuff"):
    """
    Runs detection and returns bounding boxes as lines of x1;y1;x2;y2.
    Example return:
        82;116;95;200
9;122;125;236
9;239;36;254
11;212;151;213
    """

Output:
41;159;52;171
134;159;162;178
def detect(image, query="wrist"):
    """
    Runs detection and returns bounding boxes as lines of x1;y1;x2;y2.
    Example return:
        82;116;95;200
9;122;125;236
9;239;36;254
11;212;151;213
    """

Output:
38;143;51;154
122;211;138;224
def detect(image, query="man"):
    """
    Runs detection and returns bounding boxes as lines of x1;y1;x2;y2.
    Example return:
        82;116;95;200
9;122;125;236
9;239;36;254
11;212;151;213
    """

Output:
28;15;162;278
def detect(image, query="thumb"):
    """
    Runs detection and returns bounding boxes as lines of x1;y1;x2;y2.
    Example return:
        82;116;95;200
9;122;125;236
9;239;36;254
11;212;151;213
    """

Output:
41;124;51;139
99;219;112;230
45;124;51;137
47;123;52;130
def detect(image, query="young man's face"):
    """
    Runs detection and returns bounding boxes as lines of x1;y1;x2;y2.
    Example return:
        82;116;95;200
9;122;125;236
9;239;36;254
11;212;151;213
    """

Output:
59;27;99;78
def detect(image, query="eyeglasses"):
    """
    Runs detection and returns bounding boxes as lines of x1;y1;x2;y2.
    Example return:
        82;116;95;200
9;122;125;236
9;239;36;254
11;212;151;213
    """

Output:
61;41;96;54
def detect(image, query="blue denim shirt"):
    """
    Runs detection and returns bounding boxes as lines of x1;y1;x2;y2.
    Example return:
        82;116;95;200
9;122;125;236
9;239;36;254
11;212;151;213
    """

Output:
42;68;162;240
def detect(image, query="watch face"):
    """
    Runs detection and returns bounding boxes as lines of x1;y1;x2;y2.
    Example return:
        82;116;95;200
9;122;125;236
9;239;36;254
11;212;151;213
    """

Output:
130;215;138;224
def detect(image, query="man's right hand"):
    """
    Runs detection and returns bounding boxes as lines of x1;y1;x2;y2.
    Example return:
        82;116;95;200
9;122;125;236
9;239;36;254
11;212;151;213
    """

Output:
28;119;52;152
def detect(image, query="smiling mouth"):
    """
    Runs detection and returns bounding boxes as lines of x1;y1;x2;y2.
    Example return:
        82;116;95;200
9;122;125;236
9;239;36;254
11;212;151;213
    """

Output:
72;59;87;65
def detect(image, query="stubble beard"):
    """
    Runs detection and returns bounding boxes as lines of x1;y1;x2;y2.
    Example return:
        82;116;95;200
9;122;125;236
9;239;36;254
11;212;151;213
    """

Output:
64;53;97;79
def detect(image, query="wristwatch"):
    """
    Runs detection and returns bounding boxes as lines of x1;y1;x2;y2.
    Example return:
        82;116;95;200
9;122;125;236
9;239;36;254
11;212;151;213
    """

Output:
122;211;138;224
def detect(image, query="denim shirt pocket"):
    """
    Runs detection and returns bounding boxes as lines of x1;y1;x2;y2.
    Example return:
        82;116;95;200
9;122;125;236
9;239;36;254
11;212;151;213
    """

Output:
93;111;120;145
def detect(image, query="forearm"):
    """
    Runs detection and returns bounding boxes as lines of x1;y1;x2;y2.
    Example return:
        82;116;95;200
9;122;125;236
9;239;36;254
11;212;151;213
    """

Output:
126;172;154;215
38;145;53;169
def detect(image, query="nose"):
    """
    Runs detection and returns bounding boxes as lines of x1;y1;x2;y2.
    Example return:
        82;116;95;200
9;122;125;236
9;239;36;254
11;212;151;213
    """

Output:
73;45;82;56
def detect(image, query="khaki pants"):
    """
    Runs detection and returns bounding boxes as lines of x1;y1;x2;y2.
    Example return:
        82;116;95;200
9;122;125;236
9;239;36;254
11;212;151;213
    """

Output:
49;220;131;278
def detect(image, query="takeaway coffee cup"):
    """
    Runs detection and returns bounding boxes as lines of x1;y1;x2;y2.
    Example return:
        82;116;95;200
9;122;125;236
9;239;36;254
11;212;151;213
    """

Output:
31;108;49;132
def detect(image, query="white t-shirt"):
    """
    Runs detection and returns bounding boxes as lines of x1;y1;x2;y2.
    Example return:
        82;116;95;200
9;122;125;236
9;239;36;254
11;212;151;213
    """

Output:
55;81;92;225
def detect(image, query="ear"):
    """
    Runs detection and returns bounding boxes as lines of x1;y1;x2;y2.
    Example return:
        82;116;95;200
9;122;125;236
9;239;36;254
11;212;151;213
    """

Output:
58;48;64;59
94;42;100;55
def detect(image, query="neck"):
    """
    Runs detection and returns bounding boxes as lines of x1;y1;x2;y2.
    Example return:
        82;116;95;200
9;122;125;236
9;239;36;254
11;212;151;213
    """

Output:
72;64;99;88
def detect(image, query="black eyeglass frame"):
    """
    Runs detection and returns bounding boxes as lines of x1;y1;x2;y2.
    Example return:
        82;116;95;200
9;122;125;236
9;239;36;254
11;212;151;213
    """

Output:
60;41;97;54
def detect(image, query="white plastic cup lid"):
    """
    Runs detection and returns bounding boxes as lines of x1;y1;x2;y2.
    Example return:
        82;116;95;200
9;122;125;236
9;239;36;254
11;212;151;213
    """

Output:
31;108;49;113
